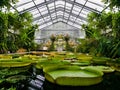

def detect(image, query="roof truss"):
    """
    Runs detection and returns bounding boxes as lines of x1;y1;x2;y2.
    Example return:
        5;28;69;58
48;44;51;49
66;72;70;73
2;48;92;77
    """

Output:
11;0;108;29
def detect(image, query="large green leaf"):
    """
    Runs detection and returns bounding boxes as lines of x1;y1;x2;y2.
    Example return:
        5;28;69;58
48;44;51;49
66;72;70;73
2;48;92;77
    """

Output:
44;65;103;86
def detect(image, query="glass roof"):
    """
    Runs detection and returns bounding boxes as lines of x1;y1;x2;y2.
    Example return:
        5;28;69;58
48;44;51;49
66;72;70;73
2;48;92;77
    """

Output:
11;0;109;29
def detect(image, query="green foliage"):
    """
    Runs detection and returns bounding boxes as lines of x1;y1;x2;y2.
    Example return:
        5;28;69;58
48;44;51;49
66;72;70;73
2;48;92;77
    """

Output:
0;0;18;9
0;11;8;53
48;42;55;51
0;11;38;53
102;0;120;10
66;42;73;52
81;11;120;58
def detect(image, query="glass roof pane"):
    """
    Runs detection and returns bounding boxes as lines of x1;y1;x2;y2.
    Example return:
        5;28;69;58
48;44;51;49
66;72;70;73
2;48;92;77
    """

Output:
57;11;63;15
72;10;79;15
76;18;82;22
45;18;51;22
88;0;104;6
56;4;64;8
64;13;69;17
30;9;38;15
17;1;34;11
73;5;81;12
15;0;32;7
11;0;109;29
80;12;87;18
59;12;64;16
39;19;45;23
58;18;62;21
73;24;81;28
66;2;72;9
49;6;55;10
82;9;90;15
40;24;48;29
68;22;73;25
86;1;103;11
39;7;47;12
41;10;48;15
55;1;65;5
63;19;67;22
35;0;44;4
52;17;56;20
53;19;57;23
34;13;40;18
47;22;52;26
51;13;56;17
64;16;68;19
44;16;50;20
48;3;54;7
38;5;46;9
75;0;86;4
70;16;76;21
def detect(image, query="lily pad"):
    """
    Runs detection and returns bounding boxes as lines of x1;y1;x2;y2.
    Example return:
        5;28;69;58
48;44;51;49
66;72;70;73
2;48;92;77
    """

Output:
83;66;115;73
44;65;103;86
0;62;31;67
92;57;111;65
71;61;91;66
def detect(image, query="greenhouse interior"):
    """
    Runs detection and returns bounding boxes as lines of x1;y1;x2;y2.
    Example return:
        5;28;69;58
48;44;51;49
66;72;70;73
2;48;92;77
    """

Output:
0;0;120;90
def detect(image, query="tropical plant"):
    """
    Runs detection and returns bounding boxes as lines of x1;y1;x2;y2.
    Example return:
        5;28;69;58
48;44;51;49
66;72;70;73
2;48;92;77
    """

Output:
0;0;18;9
0;11;8;53
81;11;120;58
102;0;120;10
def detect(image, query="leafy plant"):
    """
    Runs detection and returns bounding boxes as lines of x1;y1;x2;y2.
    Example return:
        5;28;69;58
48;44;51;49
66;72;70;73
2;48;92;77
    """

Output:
0;11;8;53
0;0;18;9
102;0;120;10
81;11;120;58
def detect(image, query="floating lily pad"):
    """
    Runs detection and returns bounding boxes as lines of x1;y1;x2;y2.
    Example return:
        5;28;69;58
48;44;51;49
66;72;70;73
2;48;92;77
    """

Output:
71;61;91;66
82;66;115;73
0;62;31;67
44;65;103;86
92;57;111;65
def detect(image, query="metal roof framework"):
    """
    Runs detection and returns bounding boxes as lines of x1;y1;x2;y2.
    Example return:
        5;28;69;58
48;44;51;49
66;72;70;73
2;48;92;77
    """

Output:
11;0;109;29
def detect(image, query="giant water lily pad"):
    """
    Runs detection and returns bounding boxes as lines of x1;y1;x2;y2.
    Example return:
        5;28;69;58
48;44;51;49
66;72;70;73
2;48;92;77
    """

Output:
44;65;103;86
35;60;70;69
0;60;31;67
71;61;91;66
92;57;111;65
77;53;92;61
82;66;115;73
